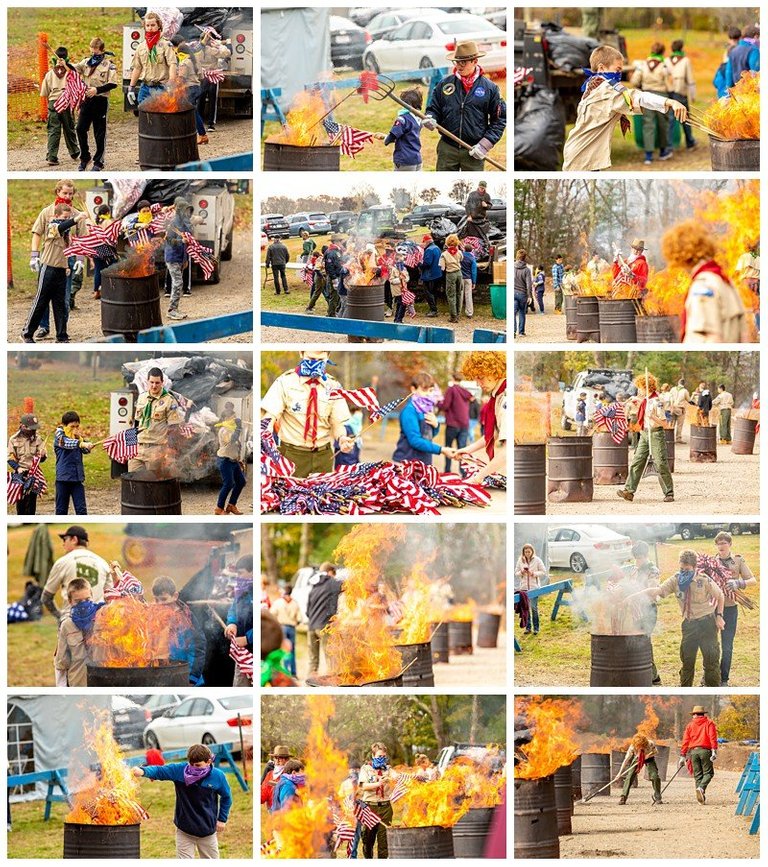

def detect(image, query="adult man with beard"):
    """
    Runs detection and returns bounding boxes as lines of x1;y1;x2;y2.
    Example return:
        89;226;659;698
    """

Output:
128;367;183;474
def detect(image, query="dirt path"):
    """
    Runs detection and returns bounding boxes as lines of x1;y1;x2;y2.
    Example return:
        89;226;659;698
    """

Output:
7;118;253;172
8;230;253;344
433;634;506;686
514;309;566;342
547;441;760;516
612;140;714;172
562;769;758;859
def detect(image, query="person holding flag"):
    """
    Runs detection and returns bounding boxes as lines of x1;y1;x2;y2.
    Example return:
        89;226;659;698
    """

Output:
40;47;80;166
128;367;183;474
126;10;178;106
393;372;456;466
72;37;118;171
224;555;253;687
357;743;396;858
7;413;48;515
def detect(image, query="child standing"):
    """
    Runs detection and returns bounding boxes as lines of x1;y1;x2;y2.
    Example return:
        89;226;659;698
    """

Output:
7;413;47;515
552;255;565;312
92;204;118;300
73;38;118;171
300;230;316;263
665;39;697;150
151;576;207;685
439;233;463;323
164;196;195;320
533;265;546;312
382;87;423;171
225;556;253;687
171;37;209;145
562;45;687;171
40;47;81;166
630;43;675;165
460;243;477;318
54;410;93;515
390;253;408;323
127;10;178;106
133;744;232;859
393;373;455;466
575;392;589;437
53;577;99;687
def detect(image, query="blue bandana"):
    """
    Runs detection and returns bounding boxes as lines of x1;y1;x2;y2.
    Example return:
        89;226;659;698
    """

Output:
677;569;695;593
580;69;622;92
70;599;106;632
297;358;328;380
372;756;389;770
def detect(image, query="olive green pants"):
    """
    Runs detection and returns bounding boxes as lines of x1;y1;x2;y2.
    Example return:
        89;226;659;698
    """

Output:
436;138;484;171
444;270;462;318
361;801;393;858
719;408;731;442
622;757;660;800
278;441;333;478
689;746;715;792
46;102;79;162
624;429;673;496
680;614;721;686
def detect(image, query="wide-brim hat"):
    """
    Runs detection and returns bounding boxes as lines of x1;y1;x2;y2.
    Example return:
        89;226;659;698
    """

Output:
690;705;707;715
630;238;646;251
271;745;292;758
447;40;486;61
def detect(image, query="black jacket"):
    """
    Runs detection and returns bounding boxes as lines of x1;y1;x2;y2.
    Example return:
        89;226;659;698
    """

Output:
306;573;343;631
466;189;492;218
265;242;289;268
324;246;343;280
425;73;506;147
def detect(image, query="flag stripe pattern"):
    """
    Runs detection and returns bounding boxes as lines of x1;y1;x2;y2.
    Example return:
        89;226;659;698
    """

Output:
181;232;216;279
7;455;47;505
54;71;88;112
340;125;373;158
328;387;380;414
353;799;381;829
593;403;628;445
104;570;144;601
229;638;254;679
102;427;139;463
203;68;225;83
64;221;121;260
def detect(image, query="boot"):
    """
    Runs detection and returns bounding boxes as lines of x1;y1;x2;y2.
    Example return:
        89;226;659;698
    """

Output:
197;134;209;145
214;507;226;515
618;795;627;805
226;504;244;515
696;787;705;804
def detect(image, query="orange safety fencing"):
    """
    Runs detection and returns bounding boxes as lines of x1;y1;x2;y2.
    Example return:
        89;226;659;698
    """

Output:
9;32;50;122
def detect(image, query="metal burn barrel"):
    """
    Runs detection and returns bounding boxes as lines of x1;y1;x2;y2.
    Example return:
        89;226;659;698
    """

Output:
452;806;495;858
120;473;182;515
138;106;199;170
611;749;637;788
514;776;560;858
514;444;546;515
689;424;717;462
580;753;611;798
305;673;403;687
394;642;435;687
635;314;681;343
86;662;189;687
64;823;140;859
592;431;629;485
430;622;449;664
732;417;758;455
547;436;593;503
263;141;341;172
709;137;760;172
571;756;582;800
386;825;455;859
564;295;578;340
598;299;637;344
575;296;600;343
553;763;574;835
100;270;162;342
590;634;654;687
476;611;501;648
649;744;671;781
346;281;386;322
448;621;473;655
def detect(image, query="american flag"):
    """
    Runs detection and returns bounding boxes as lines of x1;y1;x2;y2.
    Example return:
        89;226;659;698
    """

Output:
322;115;341;141
397;242;423;268
54;71;88;112
328;386;380;414
7;455;47;505
401;287;415;306
203;68;225;83
127;227;152;248
104;570;144;601
103;427;138;463
150;207;174;234
261;419;296;478
369;397;403;423
64;220;121;261
260;838;280;857
229;638;254;680
353;800;381;829
389;773;411;803
513;66;534;86
593;402;628;444
340;125;373;158
179;423;196;439
181;232;216;279
300;266;314;287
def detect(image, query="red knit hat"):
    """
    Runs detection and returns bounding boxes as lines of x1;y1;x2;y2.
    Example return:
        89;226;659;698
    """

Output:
422;234;432;243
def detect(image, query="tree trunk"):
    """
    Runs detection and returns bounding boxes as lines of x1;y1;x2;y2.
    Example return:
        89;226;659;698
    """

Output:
298;523;310;568
469;695;481;743
430;696;448;747
261;524;279;585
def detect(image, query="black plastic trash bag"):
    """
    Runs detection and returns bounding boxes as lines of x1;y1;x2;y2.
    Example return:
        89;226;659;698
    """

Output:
514;88;566;171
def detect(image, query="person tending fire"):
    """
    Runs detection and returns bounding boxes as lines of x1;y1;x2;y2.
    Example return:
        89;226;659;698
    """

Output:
357;742;397;858
126;10;178;107
678;705;719;804
260;350;355;477
611;238;649;298
630;540;661;685
714;531;757;686
128;368;183;474
617;733;662;805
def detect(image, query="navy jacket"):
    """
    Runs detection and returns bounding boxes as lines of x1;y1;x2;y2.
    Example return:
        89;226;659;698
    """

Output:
227;589;253;653
54;426;86;482
393;398;441;464
421;243;443;282
460;251;478;282
324;246;343;279
726;39;760;87
334;423;360;468
425;73;507;147
384;110;422;166
142;763;232;838
164;216;192;265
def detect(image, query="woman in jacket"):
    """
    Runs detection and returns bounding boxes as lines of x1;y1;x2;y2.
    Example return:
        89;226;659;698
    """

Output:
514;543;547;635
214;402;245;515
392;372;455;466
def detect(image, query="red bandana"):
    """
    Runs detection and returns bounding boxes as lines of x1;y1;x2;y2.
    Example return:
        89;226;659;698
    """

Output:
55;196;73;205
480;379;506;459
453;65;483;92
145;30;161;52
636;749;646;773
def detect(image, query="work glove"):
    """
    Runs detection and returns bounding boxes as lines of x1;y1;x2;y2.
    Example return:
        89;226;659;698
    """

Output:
421;115;438;131
126;87;137;106
468;137;492;160
726;578;746;591
678;755;686;767
711;750;717;761
72;259;84;276
29;252;41;273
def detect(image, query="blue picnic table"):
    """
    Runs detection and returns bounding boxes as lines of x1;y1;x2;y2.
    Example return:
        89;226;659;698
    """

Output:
735;751;760;834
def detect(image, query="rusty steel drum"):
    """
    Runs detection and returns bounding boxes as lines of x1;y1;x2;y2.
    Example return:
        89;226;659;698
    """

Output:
571;756;582;800
575;296;600;343
386;826;455;859
590;634;654;687
346;282;386;322
580;753;611;799
452;807;496;858
690;424;717;462
649;744;671;781
476;611;501;648
554;763;574;835
635;314;681;343
120;473;181;515
448;621;473;655
732;416;758;455
393;642;435;687
263;141;341;171
100;270;162;341
430;622;449;664
514;776;560;859
138;106;199;170
564;294;578;340
548;436;593;503
86;662;188;687
305;673;403;687
64;824;140;859
514;443;546;515
598;299;637;344
592;431;629;485
709;137;760;172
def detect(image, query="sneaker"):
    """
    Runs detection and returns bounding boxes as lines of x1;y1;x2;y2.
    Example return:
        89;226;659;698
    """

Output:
77;162;90;172
21;334;34;343
56;337;71;343
696;787;705;804
168;310;187;320
653;795;663;804
47;158;60;166
207;124;216;132
384;310;392;318
426;311;438;318
659;148;674;161
183;290;192;296
644;151;653;165
304;307;314;313
284;290;289;295
71;151;80;160
92;162;104;171
652;676;662;685
34;328;49;339
686;141;698;150
663;494;675;502
519;332;527;336
449;315;458;323
617;490;634;501
164;291;171;298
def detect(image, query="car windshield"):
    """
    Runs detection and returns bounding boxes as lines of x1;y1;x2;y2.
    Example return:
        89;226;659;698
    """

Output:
437;18;497;35
218;696;253;711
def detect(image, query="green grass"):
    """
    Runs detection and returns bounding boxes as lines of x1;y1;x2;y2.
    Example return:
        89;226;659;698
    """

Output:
262;72;507;171
8;7;137;147
515;535;760;687
8;361;122;491
9;766;253;858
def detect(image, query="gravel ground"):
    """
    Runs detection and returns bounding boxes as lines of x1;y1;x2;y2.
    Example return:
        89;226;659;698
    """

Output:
8;230;253;344
8;118;254;172
545;440;760;516
560;768;758;859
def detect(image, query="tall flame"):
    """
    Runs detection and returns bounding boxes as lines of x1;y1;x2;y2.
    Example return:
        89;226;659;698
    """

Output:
268;91;336;147
396;559;444;644
514;697;581;780
140;80;193;114
702;72;760;140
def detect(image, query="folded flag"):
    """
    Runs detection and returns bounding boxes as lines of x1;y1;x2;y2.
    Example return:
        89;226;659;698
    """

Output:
54;71;88;112
103;427;138;463
229;638;254;680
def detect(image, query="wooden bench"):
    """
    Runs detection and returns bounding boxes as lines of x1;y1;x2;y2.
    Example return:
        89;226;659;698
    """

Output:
7;769;70;820
513;579;575;651
307;67;449;103
261;310;455;343
735;751;759;833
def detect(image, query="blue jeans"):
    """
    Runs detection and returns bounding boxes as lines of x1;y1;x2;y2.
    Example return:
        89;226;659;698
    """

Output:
514;290;528;335
41;256;75;330
720;605;738;683
281;624;297;676
186;84;206;135
217;457;246;509
138;83;164;104
535;288;545;312
444;425;468;473
55;480;87;515
525;597;540;633
668;92;695;147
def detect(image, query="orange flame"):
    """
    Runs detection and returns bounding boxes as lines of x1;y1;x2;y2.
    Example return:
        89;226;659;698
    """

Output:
702;72;760;140
66;713;148;825
106;236;162;279
514;383;553;444
268;90;338;147
514;697;581;779
140;80;193;114
449;599;477;622
396;559;445;644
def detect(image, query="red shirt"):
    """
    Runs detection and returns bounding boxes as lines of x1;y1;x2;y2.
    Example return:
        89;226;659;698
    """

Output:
612;254;649;291
681;715;718;753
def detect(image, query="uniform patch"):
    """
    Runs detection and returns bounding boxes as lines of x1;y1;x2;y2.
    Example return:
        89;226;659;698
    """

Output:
291;402;301;412
473;86;486;97
442;83;456;96
692;286;715;297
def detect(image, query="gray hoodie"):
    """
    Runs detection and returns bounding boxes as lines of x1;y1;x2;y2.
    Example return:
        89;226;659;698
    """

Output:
514;259;533;299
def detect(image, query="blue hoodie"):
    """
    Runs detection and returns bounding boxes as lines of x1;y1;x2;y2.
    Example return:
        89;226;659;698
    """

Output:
384;109;422;166
421;242;442;282
227;589;253;652
141;763;232;838
460;250;478;282
393;398;441;464
54;426;86;482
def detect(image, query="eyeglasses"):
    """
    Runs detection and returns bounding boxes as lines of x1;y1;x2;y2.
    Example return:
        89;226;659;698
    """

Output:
455;59;476;66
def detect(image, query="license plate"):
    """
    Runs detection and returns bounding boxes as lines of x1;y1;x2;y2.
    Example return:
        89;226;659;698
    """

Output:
479;42;493;52
335;35;351;44
114;713;130;723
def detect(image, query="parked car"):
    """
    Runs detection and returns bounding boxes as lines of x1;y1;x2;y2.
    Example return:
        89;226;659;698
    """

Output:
143;694;253;754
330;15;370;70
139;694;185;721
674;523;760;542
112;696;152;750
261;213;290;239
366;9;441;41
363;13;507;75
546;525;633;576
288;212;332;236
610;523;676;543
329;210;357;233
436;742;506;774
349;7;389;27
401;203;455;227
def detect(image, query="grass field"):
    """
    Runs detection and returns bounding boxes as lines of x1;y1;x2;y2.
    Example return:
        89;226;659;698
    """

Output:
262;72;507;171
514;535;760;687
9;760;253;858
8;7;135;148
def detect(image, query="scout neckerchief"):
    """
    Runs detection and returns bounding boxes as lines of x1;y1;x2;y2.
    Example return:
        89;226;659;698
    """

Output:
581;70;631;136
647;53;665;71
145;29;161;63
636;390;657;429
70;599;106;631
635;748;647;773
670;50;685;65
296;360;328;446
480;378;506;459
677;568;696;619
140;387;169;428
261;648;293;686
453;64;483;92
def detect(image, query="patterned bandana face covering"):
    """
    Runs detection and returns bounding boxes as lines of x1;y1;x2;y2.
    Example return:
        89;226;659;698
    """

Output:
372;755;389;770
297;358;328;380
677;569;695;592
411;394;435;414
183;763;212;786
70;599;104;631
580;69;623;92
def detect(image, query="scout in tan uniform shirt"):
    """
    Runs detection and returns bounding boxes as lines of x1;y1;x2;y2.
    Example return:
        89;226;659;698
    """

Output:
198;34;231;130
715;531;757;685
8;413;48;515
127;10;178;106
261;351;354;478
665;39;697;149
73;38;118;171
40;47;80;165
630;43;674;162
128;368;183;473
562;45;687;172
53;579;93;687
712;385;735;443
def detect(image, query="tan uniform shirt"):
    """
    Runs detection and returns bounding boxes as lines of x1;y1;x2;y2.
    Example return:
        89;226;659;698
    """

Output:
261;371;351;448
74;56;118;91
32;204;87;269
630;59;672;93
7;431;46;471
736;252;760;281
657;570;724;621
439;249;462;273
665;55;695;96
44;548;113;605
135;391;183;447
178;54;201;87
563;80;639;171
620;738;659;774
669;385;690;412
270;596;301;627
712;391;734;411
40;69;68;102
562;272;580;296
200;42;231;70
683;270;745;344
54;614;89;686
494;389;507;444
130;38;177;84
216;425;240;460
357;763;396;803
718;553;755;609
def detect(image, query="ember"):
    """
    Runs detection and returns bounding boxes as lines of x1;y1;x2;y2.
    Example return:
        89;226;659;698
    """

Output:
514;697;581;780
702;72;760;140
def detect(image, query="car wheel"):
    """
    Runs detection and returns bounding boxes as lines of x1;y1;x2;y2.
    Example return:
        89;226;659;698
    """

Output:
419;57;434;86
364;54;380;73
679;525;693;541
561;416;572;432
145;731;160;750
570;553;588;573
202;733;217;746
729;524;742;535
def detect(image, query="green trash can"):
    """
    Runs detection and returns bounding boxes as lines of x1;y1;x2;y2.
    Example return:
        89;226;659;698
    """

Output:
632;113;681;149
490;283;506;319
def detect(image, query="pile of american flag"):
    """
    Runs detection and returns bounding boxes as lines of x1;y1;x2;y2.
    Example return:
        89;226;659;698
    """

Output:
64;219;122;262
7;455;48;505
396;241;424;269
458;454;507;490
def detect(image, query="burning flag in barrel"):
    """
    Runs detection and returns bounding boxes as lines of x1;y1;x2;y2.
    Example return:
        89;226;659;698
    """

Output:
138;81;199;171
